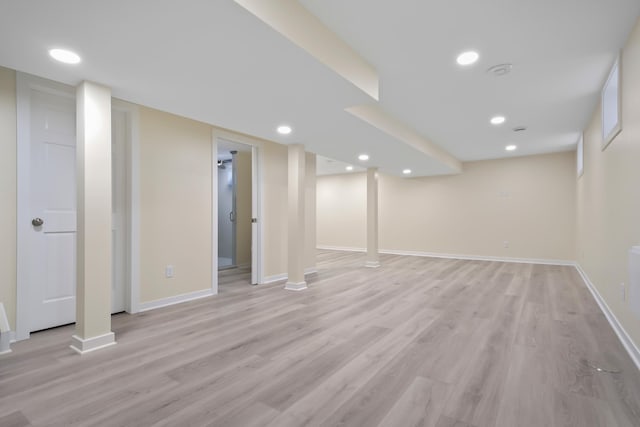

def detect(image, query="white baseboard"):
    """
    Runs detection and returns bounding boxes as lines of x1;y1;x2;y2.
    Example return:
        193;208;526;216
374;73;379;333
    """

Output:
263;267;318;285
381;249;576;266
284;281;308;291
139;289;214;312
317;245;574;266
317;245;365;253
575;264;640;371
263;273;287;284
70;332;116;355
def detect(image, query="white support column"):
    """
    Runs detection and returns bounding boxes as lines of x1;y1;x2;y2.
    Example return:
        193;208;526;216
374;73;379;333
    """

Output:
365;167;380;268
285;144;307;291
71;81;116;354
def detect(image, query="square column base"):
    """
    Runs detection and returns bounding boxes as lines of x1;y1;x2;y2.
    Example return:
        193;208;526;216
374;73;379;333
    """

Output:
365;261;381;268
284;281;308;291
70;332;116;355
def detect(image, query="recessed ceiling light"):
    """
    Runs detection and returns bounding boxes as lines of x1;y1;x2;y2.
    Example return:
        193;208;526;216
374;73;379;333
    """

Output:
277;125;292;135
505;145;517;151
49;48;81;64
490;116;506;125
402;169;412;175
456;50;479;66
346;166;354;171
358;154;369;161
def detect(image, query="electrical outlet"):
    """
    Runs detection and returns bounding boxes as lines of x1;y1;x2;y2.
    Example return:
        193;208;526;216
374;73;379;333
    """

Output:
503;241;509;248
165;265;174;278
620;283;626;302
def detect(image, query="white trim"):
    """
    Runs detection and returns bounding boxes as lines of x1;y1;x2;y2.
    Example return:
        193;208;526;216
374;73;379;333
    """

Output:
70;332;116;355
251;145;260;285
263;273;288;284
263;268;318;285
285;281;308;291
213;133;265;285
258;148;265;285
365;261;381;268
380;249;575;266
575;264;640;371
16;73;75;341
317;245;365;253
138;289;214;312
317;245;575;266
112;99;140;314
211;132;219;295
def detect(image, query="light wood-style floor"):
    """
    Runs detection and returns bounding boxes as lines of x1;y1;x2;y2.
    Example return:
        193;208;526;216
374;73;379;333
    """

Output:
2;250;640;427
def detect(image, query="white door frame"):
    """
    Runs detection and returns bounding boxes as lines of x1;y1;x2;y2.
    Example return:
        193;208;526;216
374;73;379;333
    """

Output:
112;99;140;314
213;133;264;288
15;73;138;340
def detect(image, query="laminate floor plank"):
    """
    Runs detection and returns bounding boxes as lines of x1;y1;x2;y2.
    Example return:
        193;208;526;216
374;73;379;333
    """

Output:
1;250;639;427
0;411;32;427
377;376;453;427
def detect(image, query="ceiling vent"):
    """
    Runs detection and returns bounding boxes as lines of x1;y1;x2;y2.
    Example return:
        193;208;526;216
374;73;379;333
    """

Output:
513;126;527;132
487;63;513;76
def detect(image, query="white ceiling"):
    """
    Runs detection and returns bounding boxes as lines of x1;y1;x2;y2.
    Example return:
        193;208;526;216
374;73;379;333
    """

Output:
316;155;365;176
1;0;639;176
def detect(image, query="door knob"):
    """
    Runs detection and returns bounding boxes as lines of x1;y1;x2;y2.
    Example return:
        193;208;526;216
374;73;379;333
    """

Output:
32;218;44;227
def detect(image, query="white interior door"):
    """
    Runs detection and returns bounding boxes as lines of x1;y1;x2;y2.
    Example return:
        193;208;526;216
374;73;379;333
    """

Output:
28;89;77;332
24;81;126;333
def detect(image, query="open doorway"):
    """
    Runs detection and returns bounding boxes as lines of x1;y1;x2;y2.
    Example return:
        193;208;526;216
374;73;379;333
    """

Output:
217;139;253;286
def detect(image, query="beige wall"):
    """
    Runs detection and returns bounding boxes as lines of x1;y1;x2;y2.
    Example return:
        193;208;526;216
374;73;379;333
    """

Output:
318;151;576;261
235;151;252;266
0;67;17;329
317;172;367;249
139;107;213;303
262;142;289;277
577;18;640;349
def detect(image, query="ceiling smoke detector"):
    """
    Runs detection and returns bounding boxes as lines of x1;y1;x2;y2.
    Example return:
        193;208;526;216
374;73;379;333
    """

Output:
487;63;513;76
513;126;527;132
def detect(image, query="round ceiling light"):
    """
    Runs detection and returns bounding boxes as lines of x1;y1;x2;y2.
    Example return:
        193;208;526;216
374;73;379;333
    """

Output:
346;166;354;171
358;154;369;161
490;116;506;125
505;145;517;151
49;48;81;64
456;51;479;66
277;125;292;135
402;169;412;175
